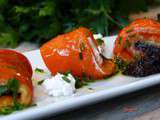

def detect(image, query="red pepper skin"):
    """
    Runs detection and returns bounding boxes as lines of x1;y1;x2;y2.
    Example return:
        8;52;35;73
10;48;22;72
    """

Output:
0;49;33;107
40;27;116;80
114;19;160;62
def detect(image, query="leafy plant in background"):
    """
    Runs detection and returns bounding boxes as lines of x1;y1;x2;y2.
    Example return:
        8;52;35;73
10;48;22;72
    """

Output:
0;0;159;47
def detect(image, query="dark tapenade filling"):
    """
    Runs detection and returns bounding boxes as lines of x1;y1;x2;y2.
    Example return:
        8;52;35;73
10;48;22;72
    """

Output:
123;41;160;77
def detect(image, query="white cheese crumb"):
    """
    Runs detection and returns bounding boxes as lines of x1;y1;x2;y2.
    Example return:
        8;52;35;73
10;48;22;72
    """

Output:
42;73;76;97
93;34;103;40
88;37;103;65
93;34;105;54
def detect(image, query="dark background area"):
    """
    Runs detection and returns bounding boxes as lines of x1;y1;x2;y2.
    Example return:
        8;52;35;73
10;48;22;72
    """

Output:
0;0;160;47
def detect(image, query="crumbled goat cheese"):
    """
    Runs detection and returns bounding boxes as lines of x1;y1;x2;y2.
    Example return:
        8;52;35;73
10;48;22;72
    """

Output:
93;34;103;40
42;73;76;97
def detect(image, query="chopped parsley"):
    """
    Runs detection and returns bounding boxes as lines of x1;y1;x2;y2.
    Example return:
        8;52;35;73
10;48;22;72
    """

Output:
124;38;131;49
74;73;95;88
60;72;95;88
37;80;44;85
82;73;94;82
88;76;94;82
31;103;37;107
115;58;128;71
0;78;30;115
126;28;133;33
75;77;87;88
35;68;44;73
0;78;20;103
82;72;87;81
62;76;71;83
88;88;94;90
118;37;122;45
0;78;37;115
97;39;104;45
63;70;72;76
0;86;8;96
0;103;33;115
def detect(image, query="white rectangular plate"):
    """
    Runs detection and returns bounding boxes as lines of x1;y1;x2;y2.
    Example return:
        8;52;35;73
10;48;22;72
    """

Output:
1;36;160;120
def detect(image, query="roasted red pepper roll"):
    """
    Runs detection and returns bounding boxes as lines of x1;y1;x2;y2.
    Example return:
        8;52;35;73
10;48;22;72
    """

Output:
114;19;160;76
40;27;116;80
0;49;33;108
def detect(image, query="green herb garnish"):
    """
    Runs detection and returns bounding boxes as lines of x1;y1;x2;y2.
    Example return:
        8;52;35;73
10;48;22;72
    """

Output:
74;72;96;88
124;38;131;49
87;76;94;82
31;103;37;107
0;78;37;115
0;107;15;115
0;102;37;115
88;88;94;90
35;68;44;73
115;58;128;71
0;86;8;96
0;78;27;115
126;28;133;33
63;70;72;76
62;76;71;83
75;77;84;88
118;37;122;45
82;72;87;81
0;78;20;103
37;80;44;85
81;73;94;82
97;39;104;45
0;103;29;115
88;76;94;82
8;78;19;100
13;102;28;111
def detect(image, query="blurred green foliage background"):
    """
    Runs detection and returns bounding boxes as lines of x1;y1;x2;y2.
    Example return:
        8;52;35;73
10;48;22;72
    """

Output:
0;0;160;47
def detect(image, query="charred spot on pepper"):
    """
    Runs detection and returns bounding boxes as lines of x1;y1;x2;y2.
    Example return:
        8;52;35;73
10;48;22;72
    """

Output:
79;52;83;60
